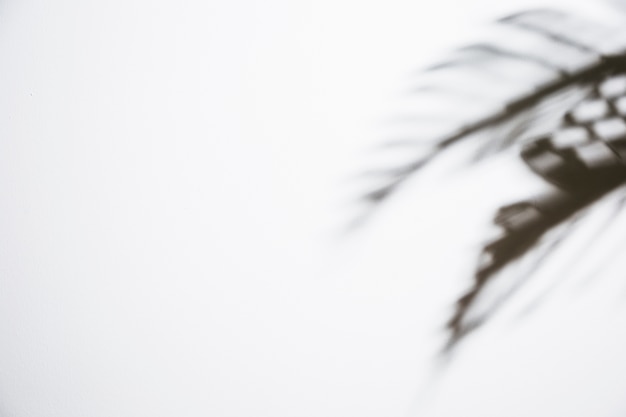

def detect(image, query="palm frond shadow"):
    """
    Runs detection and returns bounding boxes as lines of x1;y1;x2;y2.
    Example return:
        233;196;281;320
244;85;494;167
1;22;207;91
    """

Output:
355;8;626;353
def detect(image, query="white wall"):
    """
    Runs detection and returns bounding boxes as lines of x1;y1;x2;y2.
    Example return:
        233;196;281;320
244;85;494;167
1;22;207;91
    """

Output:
0;0;624;416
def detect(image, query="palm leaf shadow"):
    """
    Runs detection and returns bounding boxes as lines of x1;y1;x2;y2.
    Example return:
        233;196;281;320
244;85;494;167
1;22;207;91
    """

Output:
356;8;626;352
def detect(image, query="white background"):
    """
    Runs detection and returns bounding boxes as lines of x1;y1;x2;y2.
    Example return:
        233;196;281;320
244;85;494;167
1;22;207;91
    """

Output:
0;0;626;416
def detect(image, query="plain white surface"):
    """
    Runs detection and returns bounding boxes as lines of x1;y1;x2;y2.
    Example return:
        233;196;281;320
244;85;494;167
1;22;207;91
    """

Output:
1;0;626;416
